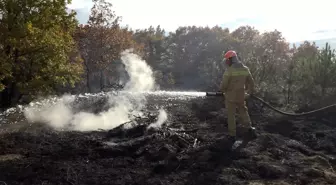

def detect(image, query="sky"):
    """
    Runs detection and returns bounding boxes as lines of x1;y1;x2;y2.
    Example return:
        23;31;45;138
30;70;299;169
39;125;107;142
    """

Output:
67;0;336;43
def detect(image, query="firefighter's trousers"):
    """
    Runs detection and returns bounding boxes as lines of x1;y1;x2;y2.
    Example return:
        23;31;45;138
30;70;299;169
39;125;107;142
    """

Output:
225;100;252;137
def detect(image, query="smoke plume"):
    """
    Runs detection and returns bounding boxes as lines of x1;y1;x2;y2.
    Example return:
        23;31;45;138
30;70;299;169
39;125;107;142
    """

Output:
147;108;168;129
24;50;168;131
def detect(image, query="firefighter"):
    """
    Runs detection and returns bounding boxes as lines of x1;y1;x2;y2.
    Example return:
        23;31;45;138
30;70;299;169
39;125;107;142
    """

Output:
220;50;257;143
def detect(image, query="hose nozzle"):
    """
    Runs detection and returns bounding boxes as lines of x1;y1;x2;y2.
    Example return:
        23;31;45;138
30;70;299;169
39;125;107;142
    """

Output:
205;92;224;96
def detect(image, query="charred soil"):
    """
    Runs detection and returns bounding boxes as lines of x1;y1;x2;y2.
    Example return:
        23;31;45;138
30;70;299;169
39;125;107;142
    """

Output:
1;96;336;185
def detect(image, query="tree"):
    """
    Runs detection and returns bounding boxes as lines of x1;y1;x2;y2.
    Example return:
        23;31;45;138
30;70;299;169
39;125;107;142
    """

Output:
0;0;83;107
76;0;141;92
132;25;172;88
164;26;232;90
290;41;319;105
315;43;336;97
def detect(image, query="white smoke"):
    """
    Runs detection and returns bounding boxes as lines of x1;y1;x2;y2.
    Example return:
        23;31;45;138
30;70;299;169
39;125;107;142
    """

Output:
24;95;75;129
122;50;155;92
23;50;168;131
147;108;168;129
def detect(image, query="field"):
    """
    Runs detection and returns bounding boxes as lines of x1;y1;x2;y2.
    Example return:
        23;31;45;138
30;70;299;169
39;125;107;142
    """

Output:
0;94;336;185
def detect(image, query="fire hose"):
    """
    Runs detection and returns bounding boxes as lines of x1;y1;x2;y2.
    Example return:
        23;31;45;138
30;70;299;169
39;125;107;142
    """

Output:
205;92;336;117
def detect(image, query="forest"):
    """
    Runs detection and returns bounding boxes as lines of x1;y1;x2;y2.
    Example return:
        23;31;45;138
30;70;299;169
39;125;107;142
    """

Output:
1;0;335;109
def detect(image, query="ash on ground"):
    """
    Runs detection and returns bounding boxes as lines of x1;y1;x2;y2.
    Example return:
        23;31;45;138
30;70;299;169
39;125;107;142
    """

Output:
0;93;336;185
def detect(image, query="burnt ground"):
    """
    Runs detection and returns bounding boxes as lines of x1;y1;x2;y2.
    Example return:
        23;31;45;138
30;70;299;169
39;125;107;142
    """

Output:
1;95;336;185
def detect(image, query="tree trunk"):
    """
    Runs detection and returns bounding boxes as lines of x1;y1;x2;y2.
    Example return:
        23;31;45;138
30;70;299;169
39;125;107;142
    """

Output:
86;70;92;93
99;70;104;91
0;85;11;108
0;82;20;108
